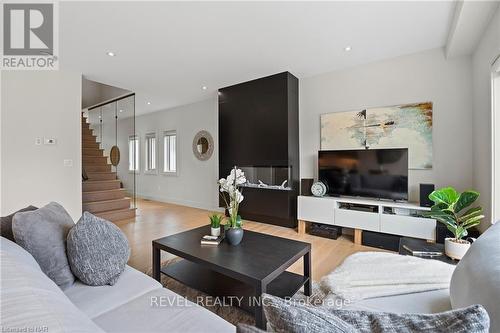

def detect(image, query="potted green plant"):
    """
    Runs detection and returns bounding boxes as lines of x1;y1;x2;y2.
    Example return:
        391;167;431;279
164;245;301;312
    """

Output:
209;213;224;237
219;167;246;245
423;187;484;260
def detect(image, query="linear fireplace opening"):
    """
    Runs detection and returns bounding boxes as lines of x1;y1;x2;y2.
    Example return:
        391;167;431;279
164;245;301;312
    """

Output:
239;166;292;191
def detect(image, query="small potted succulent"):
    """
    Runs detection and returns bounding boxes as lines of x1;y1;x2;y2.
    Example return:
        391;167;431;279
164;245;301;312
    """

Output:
423;187;484;260
209;213;224;237
219;167;246;245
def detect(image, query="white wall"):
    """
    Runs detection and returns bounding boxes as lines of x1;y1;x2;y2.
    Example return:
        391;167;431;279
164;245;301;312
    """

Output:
300;48;474;203
82;78;102;109
494;74;500;223
1;71;82;220
118;48;475;210
472;6;500;230
117;98;219;211
82;78;130;109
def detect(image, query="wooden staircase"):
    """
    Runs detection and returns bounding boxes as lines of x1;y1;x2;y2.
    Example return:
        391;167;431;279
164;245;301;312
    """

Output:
82;114;135;221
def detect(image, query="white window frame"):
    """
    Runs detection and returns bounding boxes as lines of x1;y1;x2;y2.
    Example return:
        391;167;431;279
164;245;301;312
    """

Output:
144;132;157;174
128;134;140;174
491;56;500;224
162;130;178;176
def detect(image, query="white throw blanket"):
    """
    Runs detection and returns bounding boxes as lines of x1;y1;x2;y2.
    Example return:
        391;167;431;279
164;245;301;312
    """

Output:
320;252;455;303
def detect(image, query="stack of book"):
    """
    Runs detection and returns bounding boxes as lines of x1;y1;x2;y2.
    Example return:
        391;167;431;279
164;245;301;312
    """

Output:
402;244;443;257
200;234;224;245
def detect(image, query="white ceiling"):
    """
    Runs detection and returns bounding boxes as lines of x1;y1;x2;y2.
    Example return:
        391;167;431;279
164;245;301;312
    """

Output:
60;1;456;116
446;1;499;58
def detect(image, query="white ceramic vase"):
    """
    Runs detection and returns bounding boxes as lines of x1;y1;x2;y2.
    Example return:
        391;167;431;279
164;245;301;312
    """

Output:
445;238;471;260
210;227;221;237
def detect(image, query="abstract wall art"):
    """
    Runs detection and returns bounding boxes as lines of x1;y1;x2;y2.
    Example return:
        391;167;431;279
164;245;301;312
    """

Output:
320;102;433;169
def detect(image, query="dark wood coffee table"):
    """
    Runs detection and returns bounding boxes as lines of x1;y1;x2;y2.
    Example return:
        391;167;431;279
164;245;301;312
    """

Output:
152;226;311;329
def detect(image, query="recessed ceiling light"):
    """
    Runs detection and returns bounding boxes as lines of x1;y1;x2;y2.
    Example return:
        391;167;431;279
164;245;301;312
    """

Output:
106;51;116;57
344;46;352;52
119;109;123;113
202;86;208;90
147;101;151;105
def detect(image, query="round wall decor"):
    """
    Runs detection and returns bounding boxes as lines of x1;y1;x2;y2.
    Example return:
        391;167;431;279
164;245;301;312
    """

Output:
110;145;120;166
192;130;214;161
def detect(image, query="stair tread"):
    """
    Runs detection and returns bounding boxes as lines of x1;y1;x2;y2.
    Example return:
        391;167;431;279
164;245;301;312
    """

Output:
82;161;109;163
83;179;120;183
84;166;111;171
83;197;131;205
95;207;136;215
82;188;125;194
87;171;116;174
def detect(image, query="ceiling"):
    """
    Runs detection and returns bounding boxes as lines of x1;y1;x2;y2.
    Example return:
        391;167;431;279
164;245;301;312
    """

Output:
60;1;457;116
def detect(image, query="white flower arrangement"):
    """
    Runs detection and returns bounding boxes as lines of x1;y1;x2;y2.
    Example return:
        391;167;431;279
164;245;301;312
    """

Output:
219;167;246;228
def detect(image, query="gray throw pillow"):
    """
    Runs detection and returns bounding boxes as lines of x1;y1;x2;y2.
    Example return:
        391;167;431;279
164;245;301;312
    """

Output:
263;294;356;333
1;205;38;242
67;212;130;286
12;202;75;289
262;294;490;333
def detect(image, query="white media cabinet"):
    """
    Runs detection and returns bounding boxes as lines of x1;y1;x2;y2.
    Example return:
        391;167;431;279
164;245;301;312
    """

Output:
297;196;436;244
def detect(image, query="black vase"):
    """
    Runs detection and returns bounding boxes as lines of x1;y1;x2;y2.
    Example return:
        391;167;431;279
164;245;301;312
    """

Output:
226;228;244;246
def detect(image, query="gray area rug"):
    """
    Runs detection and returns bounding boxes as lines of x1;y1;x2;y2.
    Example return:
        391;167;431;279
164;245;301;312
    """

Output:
146;257;322;326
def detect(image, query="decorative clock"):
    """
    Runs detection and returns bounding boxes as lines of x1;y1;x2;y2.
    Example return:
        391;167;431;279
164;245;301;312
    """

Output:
311;181;327;197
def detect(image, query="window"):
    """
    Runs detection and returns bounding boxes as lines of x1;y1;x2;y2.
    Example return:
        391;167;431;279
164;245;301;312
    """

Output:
163;131;177;173
128;135;139;172
145;133;157;172
493;62;500;223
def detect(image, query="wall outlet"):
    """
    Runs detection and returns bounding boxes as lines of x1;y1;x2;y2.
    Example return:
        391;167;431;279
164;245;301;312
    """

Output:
35;138;42;145
63;159;73;167
44;138;57;145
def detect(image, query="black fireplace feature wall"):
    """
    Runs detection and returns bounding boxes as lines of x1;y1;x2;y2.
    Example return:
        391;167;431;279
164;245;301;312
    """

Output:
218;72;299;228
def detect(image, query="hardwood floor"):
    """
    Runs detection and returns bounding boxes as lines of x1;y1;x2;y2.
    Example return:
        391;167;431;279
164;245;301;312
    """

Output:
116;198;385;281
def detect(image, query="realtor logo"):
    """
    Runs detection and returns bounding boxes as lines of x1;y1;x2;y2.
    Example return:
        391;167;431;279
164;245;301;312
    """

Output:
2;2;58;69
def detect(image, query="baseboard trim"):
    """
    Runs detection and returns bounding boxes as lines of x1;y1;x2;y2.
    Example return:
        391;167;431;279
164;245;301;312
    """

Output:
136;193;223;212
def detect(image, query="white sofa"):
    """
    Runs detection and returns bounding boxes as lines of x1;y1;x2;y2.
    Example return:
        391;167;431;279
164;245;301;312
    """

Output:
0;236;235;333
342;221;500;332
3;222;498;333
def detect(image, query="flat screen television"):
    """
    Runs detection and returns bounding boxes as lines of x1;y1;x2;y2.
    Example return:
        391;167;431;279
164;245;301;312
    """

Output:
318;148;408;201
